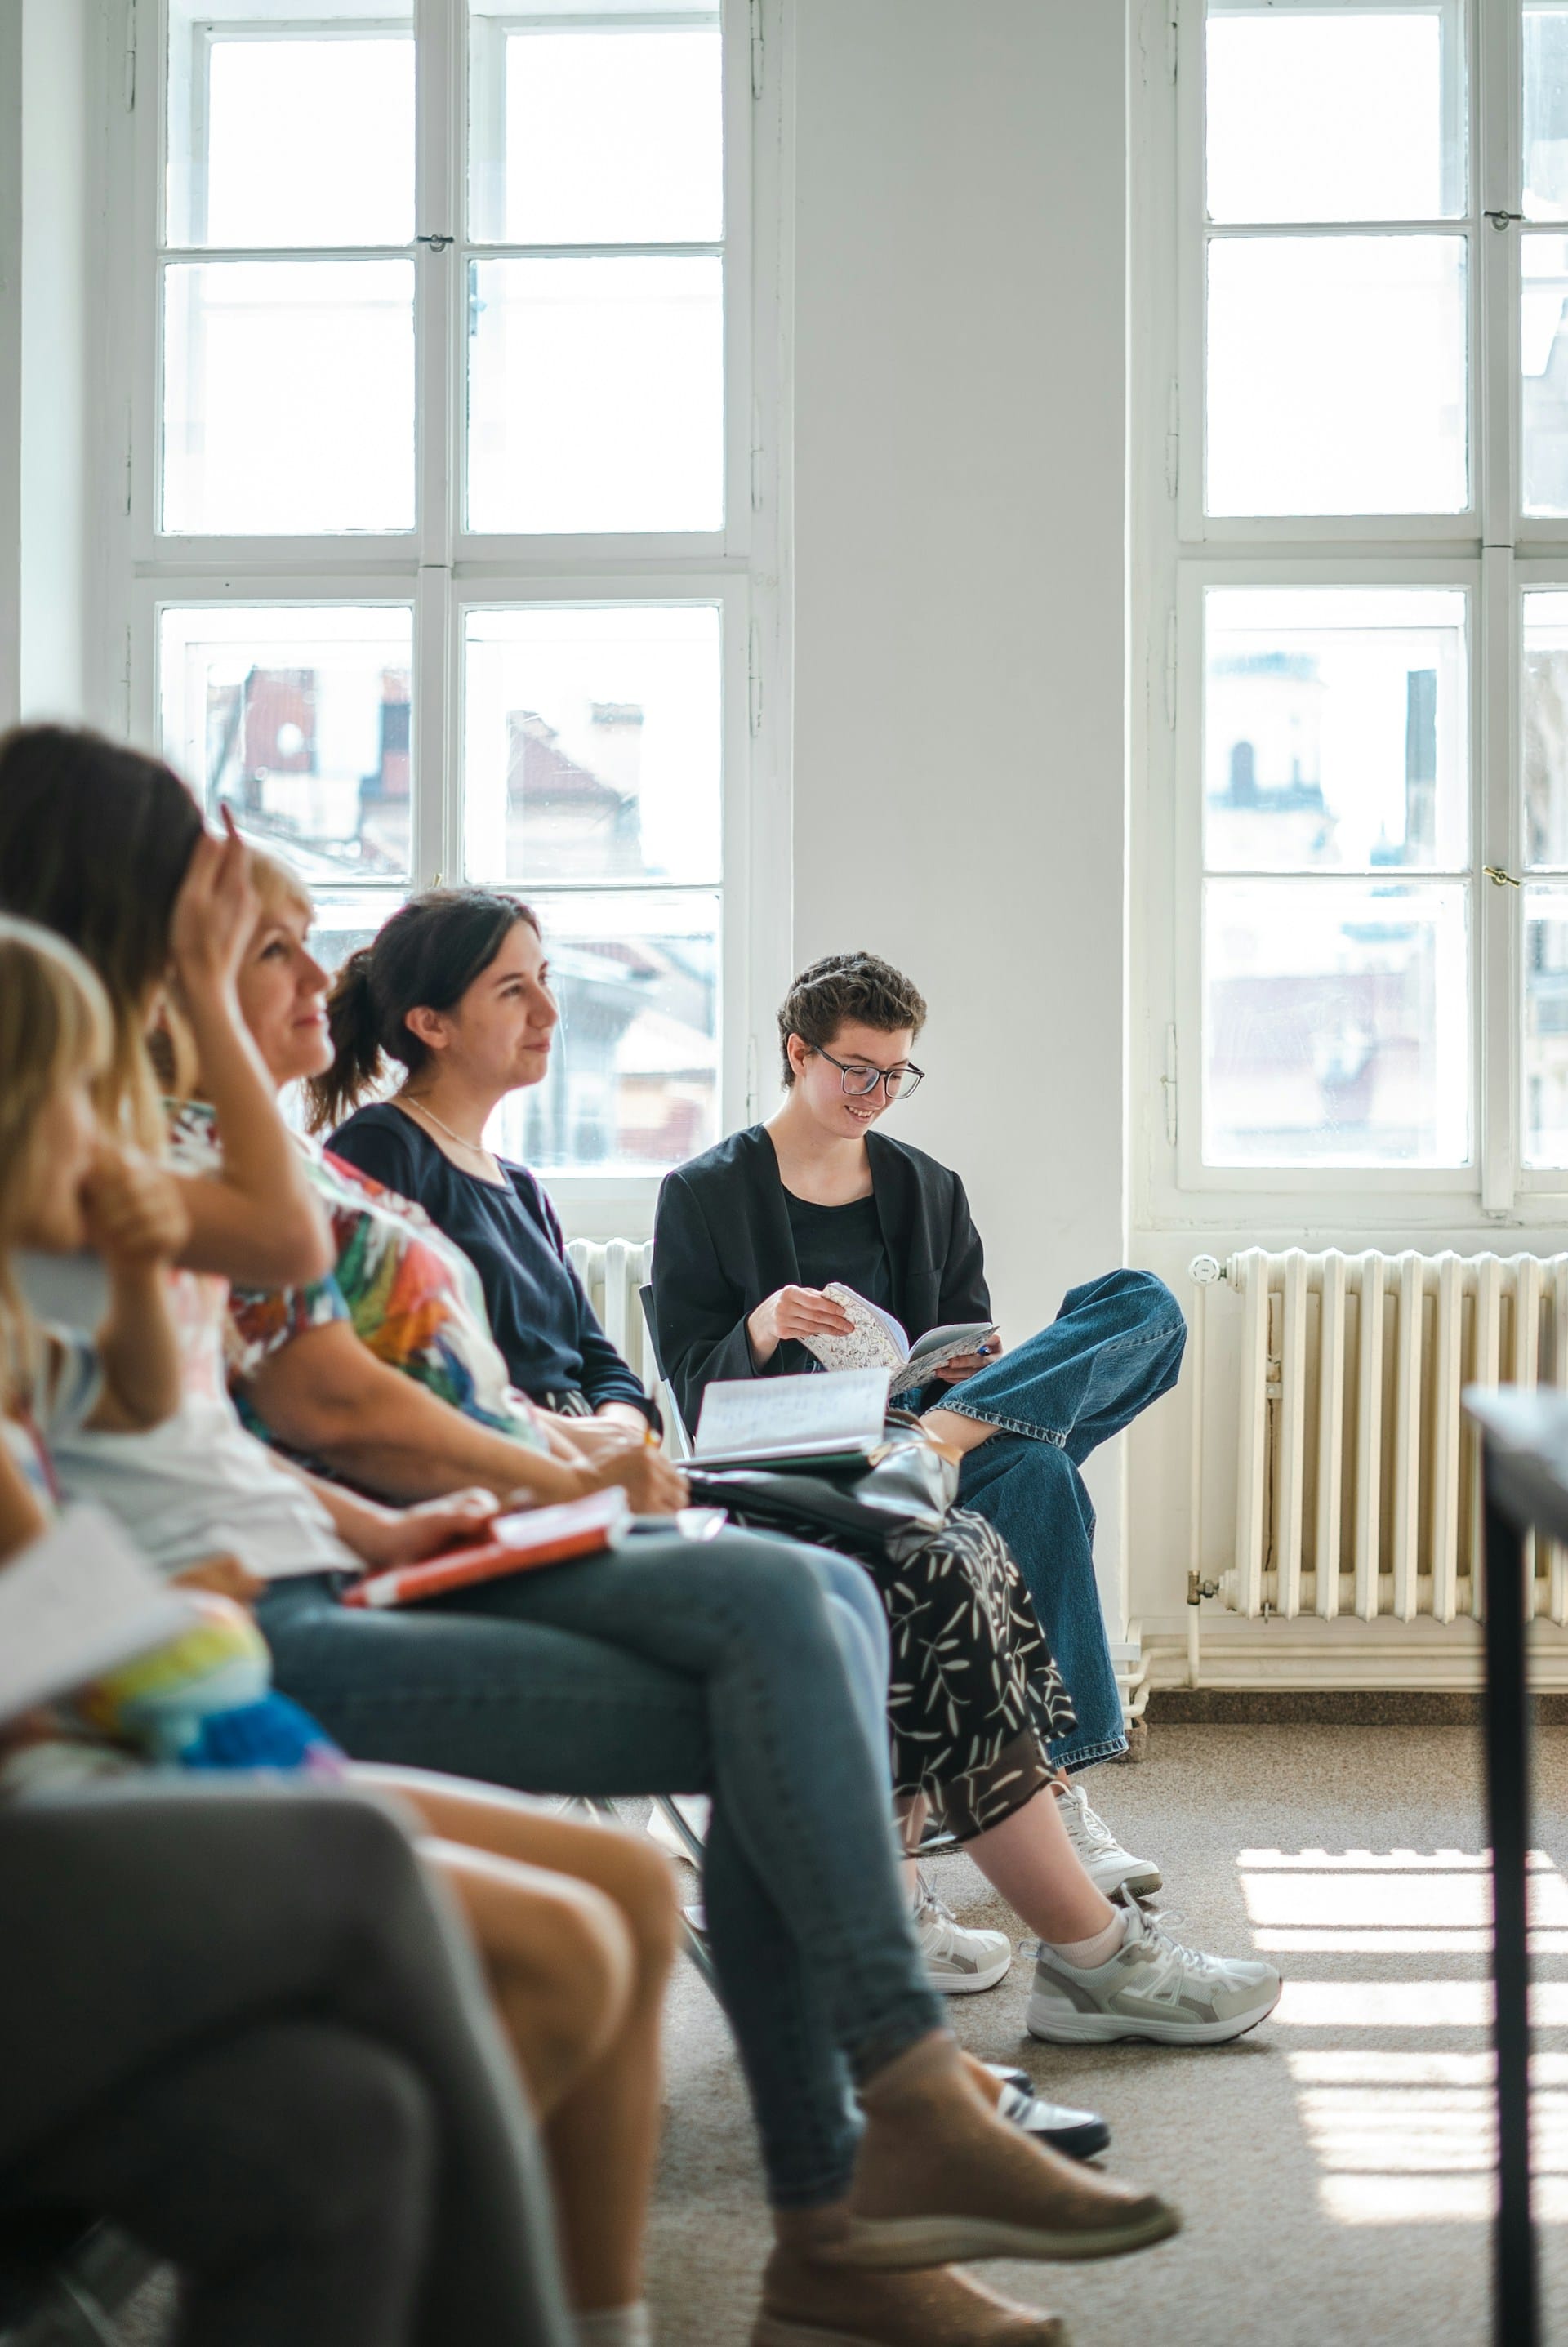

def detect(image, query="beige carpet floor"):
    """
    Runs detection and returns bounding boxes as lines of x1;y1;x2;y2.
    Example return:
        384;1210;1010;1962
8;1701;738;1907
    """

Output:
644;1724;1568;2347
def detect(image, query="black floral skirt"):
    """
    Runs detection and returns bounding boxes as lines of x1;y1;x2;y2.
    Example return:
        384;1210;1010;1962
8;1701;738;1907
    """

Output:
873;1506;1076;1839
723;1492;1076;1842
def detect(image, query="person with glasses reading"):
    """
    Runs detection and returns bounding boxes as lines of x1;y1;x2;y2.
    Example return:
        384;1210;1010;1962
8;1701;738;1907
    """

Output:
652;955;1263;2046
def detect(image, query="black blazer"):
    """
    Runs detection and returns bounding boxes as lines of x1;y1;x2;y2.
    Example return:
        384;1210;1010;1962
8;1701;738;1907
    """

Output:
651;1124;991;1435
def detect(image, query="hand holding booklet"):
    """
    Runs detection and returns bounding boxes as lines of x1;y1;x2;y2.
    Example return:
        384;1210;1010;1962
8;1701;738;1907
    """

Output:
800;1285;999;1396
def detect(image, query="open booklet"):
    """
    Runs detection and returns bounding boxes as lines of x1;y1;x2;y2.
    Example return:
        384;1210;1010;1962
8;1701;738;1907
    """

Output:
800;1285;999;1397
692;1367;893;1471
0;1505;189;1729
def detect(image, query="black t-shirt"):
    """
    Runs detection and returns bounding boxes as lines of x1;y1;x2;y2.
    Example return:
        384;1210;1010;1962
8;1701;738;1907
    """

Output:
328;1102;653;1420
782;1188;895;1312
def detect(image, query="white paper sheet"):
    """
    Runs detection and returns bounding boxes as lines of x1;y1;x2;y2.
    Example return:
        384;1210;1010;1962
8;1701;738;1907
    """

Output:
692;1368;891;1461
0;1506;189;1726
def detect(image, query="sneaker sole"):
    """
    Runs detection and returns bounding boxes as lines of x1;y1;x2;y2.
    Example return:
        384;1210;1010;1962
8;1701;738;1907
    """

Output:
926;1948;1015;1994
1036;2118;1111;2161
813;2200;1180;2270
1023;1988;1281;2047
1089;1861;1163;1898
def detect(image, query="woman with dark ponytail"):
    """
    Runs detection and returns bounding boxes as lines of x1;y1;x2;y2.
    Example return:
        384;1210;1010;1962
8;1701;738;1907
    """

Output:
314;887;654;1431
310;941;387;1132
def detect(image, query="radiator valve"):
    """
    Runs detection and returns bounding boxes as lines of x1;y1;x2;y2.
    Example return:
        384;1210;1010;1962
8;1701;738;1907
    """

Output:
1187;1570;1219;1606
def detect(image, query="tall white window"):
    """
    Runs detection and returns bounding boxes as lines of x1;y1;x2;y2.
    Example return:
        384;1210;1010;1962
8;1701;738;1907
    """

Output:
128;0;776;1202
1148;0;1568;1216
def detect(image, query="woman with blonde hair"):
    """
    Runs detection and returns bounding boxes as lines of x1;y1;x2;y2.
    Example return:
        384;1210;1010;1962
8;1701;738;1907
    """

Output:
0;744;680;2340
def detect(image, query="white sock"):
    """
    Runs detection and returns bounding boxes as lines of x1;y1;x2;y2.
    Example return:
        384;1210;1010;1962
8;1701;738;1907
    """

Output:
577;2308;653;2347
1049;1910;1128;1971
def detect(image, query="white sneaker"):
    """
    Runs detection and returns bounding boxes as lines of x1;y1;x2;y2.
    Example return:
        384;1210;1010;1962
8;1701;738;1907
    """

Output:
912;1872;1013;1993
1026;1894;1282;2046
1051;1778;1162;1898
645;1794;710;1867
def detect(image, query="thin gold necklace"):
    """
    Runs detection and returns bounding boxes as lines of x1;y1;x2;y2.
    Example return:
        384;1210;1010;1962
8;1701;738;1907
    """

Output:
399;1093;492;1156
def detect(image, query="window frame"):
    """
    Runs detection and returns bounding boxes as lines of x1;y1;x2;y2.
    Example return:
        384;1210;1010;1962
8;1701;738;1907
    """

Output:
1138;0;1568;1228
115;0;786;1231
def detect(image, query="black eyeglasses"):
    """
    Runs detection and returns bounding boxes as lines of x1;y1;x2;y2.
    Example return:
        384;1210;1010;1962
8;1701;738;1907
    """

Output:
811;1046;925;1101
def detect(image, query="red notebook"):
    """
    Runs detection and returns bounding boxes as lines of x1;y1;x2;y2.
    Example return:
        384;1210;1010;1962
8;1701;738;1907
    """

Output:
343;1489;630;1610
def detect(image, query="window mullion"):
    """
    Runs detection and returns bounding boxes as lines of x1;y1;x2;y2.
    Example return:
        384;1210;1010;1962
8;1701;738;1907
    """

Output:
1474;0;1517;1207
416;0;460;563
413;0;461;888
1481;543;1521;1207
1478;0;1520;548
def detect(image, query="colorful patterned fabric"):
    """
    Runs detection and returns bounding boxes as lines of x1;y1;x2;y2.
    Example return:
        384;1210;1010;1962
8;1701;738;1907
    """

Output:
194;1102;546;1455
78;1596;343;1777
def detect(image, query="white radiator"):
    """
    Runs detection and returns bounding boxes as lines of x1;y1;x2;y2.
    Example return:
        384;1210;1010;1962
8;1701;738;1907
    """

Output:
564;1238;693;1445
1190;1249;1568;1628
564;1238;654;1374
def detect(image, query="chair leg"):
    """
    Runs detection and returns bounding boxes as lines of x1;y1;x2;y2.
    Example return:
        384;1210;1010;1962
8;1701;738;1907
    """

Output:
572;1798;719;1995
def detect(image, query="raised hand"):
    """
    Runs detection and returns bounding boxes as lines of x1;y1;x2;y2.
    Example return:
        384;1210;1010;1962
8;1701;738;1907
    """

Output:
168;808;259;1009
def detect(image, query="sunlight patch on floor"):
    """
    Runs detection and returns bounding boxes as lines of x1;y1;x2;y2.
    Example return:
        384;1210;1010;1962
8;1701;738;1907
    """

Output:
1241;1850;1568;2224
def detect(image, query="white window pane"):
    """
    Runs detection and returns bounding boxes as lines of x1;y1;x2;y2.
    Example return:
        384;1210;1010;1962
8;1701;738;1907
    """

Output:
1205;880;1470;1166
469;9;722;245
1526;887;1568;1164
1205;588;1468;873
1206;6;1463;225
1526;9;1568;220
1207;236;1468;515
166;18;414;248
467;257;723;533
305;888;413;979
160;606;413;883
464;606;721;888
163;261;415;534
487;889;719;1174
1522;237;1568;514
1524;594;1568;867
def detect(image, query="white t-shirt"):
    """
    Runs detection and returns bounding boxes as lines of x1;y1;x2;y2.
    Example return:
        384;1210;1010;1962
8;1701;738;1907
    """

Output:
47;1391;357;1582
17;1110;359;1583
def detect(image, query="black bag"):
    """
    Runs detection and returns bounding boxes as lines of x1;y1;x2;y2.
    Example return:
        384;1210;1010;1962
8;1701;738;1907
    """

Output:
684;1433;956;1563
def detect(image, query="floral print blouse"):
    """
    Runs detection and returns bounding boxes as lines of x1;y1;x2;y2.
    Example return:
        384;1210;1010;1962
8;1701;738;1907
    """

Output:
169;1100;549;1457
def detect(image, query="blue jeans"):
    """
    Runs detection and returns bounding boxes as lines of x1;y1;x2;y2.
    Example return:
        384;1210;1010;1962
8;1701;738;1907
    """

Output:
940;1270;1187;1773
257;1526;938;2210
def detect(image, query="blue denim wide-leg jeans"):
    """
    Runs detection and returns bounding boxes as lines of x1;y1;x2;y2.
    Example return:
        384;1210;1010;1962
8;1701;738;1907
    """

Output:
939;1269;1187;1773
258;1527;938;2211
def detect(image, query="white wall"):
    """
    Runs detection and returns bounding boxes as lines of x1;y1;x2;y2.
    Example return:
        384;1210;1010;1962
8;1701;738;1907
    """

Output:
0;2;24;725
788;0;1133;1622
0;0;96;727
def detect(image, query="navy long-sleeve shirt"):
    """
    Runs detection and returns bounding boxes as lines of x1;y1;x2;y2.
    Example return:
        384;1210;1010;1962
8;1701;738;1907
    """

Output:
329;1102;654;1423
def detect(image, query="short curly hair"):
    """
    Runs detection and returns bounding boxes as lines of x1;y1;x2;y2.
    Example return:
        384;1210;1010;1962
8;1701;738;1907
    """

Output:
777;951;927;1086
